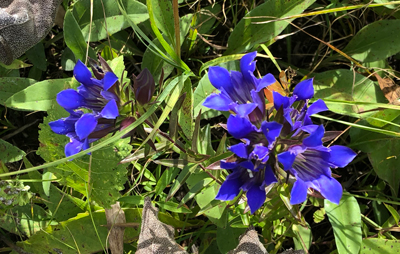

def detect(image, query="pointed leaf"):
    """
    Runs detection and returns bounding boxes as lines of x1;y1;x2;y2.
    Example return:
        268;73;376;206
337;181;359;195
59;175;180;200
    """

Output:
325;195;362;254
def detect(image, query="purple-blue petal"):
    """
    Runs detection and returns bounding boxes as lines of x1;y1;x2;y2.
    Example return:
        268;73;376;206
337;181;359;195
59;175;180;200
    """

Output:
239;160;256;171
73;60;93;85
49;119;75;135
65;139;83;157
273;91;290;109
100;99;119;119
256;73;276;92
220;160;238;170
264;164;278;185
203;93;232;111
277;150;297;171
302;125;324;147
290;178;308;205
293;78;314;101
240;52;257;82
82;138;90;152
316;175;343;204
229;143;249;158
250;89;265;113
215;172;242;201
57;89;86;109
208;66;234;94
227;115;258;140
75;114;98;140
101;90;119;102
261;121;282;147
232;103;257;117
247;185;266;214
328;145;357;168
307;99;328;116
251;145;270;163
103;72;119;91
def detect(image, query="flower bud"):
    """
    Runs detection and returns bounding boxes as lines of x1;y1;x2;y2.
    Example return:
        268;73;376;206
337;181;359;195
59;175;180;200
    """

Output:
132;68;155;105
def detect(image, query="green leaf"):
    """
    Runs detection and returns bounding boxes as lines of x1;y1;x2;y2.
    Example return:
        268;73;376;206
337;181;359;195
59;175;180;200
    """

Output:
141;13;193;81
0;204;53;237
16;210;135;254
313;208;326;223
360;238;400;253
5;78;72;111
384;203;400;225
142;38;175;82
312;69;386;116
118;195;145;206
148;0;175;46
64;9;96;61
187;172;226;221
42;171;53;197
179;178;214;208
15;207;201;253
25;42;47;71
0;139;25;163
179;78;194;139
155;167;180;197
76;0;149;42
167;163;198;200
37;103;127;208
325;195;362;254
216;226;246;253
350;118;400;196
343;20;400;62
292;224;312;251
23;159;85;222
199;54;244;74
0;78;36;105
156;201;192;213
107;55;126;81
140;74;188;150
0;59;32;70
225;0;316;54
61;47;76;71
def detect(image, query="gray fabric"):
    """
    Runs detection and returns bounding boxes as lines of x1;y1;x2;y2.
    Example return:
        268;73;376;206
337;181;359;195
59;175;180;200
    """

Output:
228;226;268;254
136;197;188;254
0;0;62;65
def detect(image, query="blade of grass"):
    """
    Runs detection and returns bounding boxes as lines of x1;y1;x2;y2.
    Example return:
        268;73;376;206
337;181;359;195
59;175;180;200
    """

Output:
312;114;400;138
251;1;400;24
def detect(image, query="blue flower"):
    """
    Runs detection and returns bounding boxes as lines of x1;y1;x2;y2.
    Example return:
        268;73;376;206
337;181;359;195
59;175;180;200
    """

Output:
277;125;357;205
49;60;120;157
56;60;119;119
203;52;277;124
215;115;282;213
273;78;328;131
49;111;115;157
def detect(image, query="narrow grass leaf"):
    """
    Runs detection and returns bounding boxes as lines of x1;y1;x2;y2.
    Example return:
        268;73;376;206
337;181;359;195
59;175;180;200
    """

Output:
156;201;192;214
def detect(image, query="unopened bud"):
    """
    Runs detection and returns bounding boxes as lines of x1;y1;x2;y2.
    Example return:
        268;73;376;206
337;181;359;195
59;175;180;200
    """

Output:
132;68;155;105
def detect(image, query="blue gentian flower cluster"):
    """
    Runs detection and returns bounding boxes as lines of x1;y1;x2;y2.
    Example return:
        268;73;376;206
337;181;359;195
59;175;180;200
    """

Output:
203;52;356;213
49;60;120;157
50;58;157;158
